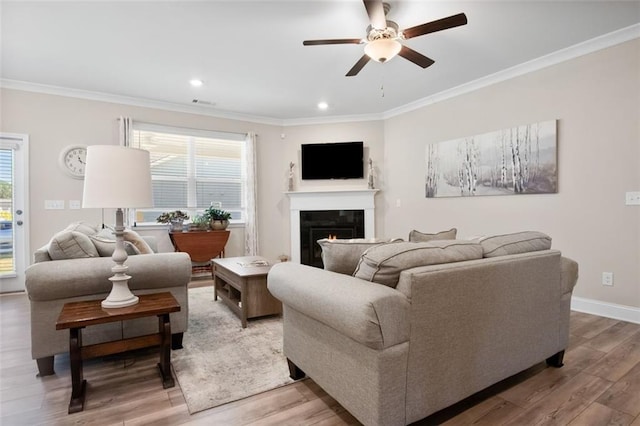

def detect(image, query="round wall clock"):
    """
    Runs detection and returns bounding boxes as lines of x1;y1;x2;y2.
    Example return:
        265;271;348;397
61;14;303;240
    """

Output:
59;145;88;179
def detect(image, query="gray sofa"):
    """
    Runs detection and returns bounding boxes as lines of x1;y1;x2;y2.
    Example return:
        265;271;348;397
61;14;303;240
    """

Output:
25;224;192;376
268;232;579;426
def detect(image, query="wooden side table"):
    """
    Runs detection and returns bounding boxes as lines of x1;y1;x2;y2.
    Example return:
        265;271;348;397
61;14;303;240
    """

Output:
169;230;230;262
212;256;281;328
170;230;230;275
56;292;180;414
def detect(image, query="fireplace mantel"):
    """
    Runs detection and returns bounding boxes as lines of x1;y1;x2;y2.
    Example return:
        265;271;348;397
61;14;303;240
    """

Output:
287;189;379;263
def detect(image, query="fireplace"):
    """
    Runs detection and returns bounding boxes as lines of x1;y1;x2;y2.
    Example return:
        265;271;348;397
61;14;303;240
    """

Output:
287;189;378;264
300;210;365;267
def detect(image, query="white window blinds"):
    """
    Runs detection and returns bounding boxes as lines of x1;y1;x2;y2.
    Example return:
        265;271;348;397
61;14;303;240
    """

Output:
130;123;246;224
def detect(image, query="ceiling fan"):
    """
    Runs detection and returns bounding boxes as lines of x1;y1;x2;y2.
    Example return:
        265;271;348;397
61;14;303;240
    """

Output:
303;0;467;76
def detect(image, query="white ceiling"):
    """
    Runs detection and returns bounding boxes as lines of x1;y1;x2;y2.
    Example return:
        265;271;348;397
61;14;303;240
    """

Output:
2;1;639;123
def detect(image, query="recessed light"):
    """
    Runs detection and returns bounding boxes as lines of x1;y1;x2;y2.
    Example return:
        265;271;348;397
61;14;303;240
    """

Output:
190;79;204;87
317;102;329;110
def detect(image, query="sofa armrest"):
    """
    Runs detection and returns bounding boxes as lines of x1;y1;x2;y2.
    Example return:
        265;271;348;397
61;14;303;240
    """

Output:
561;256;579;295
267;262;410;349
26;252;192;301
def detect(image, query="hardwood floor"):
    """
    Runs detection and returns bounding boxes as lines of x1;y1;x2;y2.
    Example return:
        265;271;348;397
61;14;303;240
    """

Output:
1;288;639;426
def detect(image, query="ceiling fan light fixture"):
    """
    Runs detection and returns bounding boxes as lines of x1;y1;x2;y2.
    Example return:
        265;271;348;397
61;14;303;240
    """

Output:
364;38;401;63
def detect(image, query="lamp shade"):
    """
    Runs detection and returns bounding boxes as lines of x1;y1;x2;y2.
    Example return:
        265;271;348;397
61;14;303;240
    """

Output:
364;38;402;63
82;145;153;208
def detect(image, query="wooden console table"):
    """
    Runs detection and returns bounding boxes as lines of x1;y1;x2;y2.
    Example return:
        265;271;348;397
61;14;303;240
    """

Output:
213;256;281;328
56;292;180;414
170;230;230;273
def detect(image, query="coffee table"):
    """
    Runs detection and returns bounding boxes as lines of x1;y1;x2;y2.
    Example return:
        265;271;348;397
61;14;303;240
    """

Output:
212;256;281;328
56;292;180;413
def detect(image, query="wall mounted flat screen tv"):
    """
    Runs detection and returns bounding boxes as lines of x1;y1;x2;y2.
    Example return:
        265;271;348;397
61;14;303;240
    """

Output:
301;141;364;180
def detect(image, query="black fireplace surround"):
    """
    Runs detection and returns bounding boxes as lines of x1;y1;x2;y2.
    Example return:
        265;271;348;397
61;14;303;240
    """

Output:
299;210;365;268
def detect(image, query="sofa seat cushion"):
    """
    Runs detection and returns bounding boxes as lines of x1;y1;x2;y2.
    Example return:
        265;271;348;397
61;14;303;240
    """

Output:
317;238;397;275
480;231;551;258
48;230;100;260
408;227;457;242
354;240;483;288
268;262;410;350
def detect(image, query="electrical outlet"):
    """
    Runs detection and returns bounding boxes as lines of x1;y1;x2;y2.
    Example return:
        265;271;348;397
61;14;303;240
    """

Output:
69;200;81;209
625;191;640;205
602;272;614;286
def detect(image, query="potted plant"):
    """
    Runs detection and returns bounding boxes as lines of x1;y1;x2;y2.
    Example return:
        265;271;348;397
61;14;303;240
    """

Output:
188;214;209;231
156;210;190;232
204;206;232;230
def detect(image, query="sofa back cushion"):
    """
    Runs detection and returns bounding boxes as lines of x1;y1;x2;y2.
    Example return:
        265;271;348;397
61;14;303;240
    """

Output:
89;235;141;257
409;227;457;242
480;231;551;258
48;230;100;260
354;240;483;287
318;238;399;275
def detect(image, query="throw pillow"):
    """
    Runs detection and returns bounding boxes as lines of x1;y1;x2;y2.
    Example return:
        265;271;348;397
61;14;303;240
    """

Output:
317;238;392;276
123;229;154;254
48;230;100;260
89;235;141;257
64;221;99;236
408;228;457;242
354;240;483;288
480;231;552;258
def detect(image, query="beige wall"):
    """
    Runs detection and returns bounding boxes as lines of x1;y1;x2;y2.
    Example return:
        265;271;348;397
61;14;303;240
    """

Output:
0;89;284;259
382;39;640;308
1;39;638;310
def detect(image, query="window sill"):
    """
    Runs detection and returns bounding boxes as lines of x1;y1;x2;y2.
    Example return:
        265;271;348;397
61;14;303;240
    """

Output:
133;222;245;231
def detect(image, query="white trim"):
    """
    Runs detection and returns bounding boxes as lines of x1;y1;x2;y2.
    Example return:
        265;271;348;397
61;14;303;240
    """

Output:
571;296;640;325
286;189;379;263
1;24;638;126
0;79;283;127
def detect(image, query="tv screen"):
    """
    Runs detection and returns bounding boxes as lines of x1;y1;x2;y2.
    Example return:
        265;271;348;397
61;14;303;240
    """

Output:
301;141;364;180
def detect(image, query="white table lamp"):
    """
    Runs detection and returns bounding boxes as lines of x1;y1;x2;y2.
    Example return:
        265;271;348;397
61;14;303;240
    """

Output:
82;145;153;308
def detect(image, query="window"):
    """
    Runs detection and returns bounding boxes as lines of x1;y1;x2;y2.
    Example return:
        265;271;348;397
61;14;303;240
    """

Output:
129;123;247;225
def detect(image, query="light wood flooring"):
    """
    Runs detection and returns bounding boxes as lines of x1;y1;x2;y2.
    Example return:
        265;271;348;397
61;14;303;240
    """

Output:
1;285;639;426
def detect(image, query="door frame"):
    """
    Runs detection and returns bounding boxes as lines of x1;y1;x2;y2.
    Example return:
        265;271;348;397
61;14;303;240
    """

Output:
0;132;29;292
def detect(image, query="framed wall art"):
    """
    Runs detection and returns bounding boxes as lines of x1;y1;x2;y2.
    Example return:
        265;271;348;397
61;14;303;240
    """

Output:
425;120;557;198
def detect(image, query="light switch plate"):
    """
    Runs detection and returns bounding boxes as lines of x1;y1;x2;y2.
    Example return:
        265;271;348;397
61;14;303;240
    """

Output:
45;200;65;210
69;200;81;209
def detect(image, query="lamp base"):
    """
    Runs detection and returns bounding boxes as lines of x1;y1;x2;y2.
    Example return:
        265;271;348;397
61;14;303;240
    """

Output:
101;276;139;309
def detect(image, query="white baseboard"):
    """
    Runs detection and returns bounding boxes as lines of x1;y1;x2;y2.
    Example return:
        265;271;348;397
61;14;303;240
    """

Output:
571;296;640;324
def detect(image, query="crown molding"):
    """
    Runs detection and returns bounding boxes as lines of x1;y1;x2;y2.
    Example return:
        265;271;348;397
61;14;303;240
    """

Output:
383;23;640;119
2;24;638;127
0;79;285;127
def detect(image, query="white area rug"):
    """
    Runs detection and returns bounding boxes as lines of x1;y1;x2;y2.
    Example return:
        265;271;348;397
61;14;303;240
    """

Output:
172;286;293;414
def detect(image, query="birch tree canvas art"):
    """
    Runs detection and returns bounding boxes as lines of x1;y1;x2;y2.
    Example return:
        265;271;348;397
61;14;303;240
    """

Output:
425;120;557;198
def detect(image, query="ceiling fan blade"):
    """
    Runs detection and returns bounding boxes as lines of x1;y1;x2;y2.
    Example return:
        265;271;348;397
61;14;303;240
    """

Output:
398;45;435;69
402;13;468;40
303;38;363;46
363;0;387;29
346;55;371;77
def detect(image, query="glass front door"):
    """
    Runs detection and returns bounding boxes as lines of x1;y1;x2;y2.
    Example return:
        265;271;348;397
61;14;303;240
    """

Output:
0;134;28;292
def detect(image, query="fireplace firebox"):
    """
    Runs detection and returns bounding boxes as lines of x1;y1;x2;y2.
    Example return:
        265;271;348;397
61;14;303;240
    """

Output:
300;210;365;268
